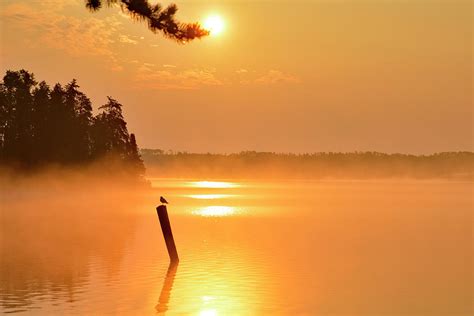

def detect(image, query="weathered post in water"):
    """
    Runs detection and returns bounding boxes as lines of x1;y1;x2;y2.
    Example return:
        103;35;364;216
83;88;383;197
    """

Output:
156;205;179;263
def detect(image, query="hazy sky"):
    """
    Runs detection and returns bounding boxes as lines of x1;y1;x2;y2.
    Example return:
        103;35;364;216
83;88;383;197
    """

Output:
0;0;472;153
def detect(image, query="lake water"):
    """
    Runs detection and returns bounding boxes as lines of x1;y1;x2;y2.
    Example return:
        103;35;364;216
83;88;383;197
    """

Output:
1;178;472;315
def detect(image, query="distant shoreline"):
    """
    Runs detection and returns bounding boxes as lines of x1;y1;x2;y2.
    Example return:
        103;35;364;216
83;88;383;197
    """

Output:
142;150;474;180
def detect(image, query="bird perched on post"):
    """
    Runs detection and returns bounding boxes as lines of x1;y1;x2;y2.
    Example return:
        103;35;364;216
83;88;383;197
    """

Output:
160;196;169;204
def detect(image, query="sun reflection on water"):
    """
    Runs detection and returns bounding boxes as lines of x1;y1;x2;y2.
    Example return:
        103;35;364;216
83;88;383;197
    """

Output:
189;181;239;189
192;206;237;217
199;309;217;316
186;194;236;200
158;241;267;315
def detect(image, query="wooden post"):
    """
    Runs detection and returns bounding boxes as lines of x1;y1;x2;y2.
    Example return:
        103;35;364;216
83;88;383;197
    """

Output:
156;205;179;263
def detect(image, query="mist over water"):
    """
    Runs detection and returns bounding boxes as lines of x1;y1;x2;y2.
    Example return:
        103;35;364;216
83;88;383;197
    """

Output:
0;172;472;315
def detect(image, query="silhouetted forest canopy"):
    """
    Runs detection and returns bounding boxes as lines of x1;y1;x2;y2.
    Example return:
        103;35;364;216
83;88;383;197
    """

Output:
142;150;474;180
85;0;209;42
0;70;145;178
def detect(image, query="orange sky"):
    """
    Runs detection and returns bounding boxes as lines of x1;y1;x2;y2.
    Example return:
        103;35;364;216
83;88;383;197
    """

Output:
0;0;472;153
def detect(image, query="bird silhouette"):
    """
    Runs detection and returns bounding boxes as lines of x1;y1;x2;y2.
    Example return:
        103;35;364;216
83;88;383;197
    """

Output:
160;196;169;204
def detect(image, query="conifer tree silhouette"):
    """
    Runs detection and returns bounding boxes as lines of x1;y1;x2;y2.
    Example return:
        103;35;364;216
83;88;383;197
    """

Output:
85;0;209;42
0;69;145;178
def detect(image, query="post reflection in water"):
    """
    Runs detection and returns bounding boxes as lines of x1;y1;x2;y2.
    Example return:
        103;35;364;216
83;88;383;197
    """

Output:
155;262;179;315
156;248;268;316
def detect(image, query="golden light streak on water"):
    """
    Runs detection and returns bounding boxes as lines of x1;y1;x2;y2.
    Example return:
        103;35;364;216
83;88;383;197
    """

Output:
199;309;217;316
191;206;237;217
188;181;239;189
186;194;236;200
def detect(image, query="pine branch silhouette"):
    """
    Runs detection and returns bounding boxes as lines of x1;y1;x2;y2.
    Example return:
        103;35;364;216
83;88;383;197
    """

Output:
85;0;209;42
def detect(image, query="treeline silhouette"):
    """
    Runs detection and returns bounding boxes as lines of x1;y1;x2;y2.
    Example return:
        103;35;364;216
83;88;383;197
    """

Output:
0;69;144;178
142;150;474;179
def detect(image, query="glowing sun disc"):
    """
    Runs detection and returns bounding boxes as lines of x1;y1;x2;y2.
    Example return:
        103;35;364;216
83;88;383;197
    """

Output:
203;15;224;35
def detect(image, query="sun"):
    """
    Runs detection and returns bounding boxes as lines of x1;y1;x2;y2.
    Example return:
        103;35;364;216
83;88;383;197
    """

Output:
203;15;225;36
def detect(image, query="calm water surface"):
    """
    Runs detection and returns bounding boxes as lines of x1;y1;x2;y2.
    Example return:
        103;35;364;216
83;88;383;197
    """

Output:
1;179;472;315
